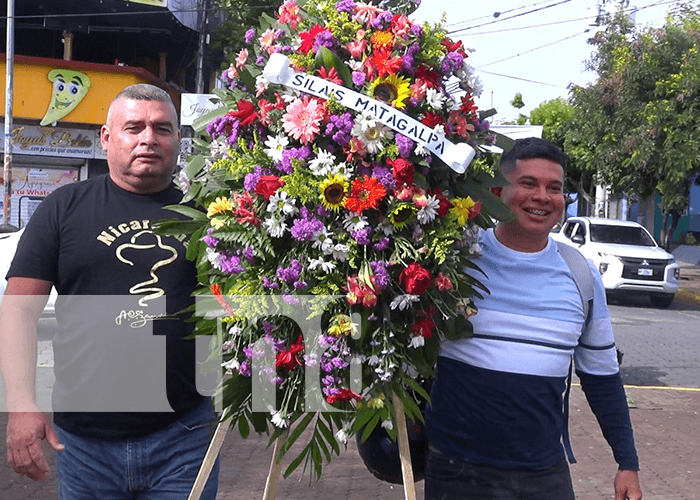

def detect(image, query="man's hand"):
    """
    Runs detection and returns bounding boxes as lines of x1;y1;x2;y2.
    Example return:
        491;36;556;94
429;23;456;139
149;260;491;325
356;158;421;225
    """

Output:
6;411;64;481
614;469;642;500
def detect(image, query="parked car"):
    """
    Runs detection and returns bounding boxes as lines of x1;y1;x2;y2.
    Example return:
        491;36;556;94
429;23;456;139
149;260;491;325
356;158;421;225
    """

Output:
0;228;57;316
552;217;680;307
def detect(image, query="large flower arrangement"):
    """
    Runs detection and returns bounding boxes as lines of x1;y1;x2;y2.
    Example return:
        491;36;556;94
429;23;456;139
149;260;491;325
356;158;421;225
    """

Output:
162;0;511;481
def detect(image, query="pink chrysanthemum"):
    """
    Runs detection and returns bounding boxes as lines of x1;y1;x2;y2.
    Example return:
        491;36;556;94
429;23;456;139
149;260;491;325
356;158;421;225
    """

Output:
282;97;324;144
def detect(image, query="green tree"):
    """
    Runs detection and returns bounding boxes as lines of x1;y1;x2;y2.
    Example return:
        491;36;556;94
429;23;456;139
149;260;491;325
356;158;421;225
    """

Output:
567;5;700;248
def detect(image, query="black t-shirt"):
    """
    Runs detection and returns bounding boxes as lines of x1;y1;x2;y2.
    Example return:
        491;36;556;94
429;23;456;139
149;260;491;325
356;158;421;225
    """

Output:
8;174;207;438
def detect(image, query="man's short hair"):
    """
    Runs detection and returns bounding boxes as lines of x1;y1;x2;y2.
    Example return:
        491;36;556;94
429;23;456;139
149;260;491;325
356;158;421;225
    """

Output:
107;84;177;125
499;137;567;176
112;84;173;105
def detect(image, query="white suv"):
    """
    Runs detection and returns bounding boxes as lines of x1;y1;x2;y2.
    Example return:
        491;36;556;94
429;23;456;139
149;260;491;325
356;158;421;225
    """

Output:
552;217;680;307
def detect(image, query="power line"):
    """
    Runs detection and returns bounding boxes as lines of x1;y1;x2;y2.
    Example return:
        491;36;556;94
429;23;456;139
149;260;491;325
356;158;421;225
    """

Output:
448;0;576;35
476;29;591;69
446;0;568;29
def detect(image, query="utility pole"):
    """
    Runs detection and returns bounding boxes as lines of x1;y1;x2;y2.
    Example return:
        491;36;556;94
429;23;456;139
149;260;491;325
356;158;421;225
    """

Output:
195;0;210;93
2;0;15;230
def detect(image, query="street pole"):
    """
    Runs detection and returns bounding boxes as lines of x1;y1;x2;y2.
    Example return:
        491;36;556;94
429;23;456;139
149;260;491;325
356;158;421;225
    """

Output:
2;0;15;230
195;0;210;93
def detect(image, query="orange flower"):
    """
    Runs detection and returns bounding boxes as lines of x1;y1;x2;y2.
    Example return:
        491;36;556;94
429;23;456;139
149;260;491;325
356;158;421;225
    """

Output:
371;31;394;49
344;176;387;214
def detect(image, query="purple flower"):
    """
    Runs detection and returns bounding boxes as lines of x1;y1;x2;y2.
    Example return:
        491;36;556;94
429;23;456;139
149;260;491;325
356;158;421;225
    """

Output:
325;112;354;146
370;10;393;29
244;166;264;192
245;28;256;44
373;237;390;252
282;294;300;305
220;253;245;274
372;166;396;191
290;212;324;241
293;280;308;289
352;71;366;87
411;24;423;37
442;52;464;75
242;246;256;264
278;146;312;174
396;134;414;158
243;346;254;359
371;260;390;290
351;227;371;245
335;0;356;13
263;276;279;289
277;259;303;284
239;361;251;377
314;31;336;53
203;228;219;248
331;357;349;369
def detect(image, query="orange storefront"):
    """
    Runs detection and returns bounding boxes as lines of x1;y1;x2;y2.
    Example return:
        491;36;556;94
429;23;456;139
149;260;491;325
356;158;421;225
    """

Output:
0;55;178;228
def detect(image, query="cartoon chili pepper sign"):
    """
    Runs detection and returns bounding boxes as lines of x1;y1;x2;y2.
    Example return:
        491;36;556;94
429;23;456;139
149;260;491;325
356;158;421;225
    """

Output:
40;69;91;126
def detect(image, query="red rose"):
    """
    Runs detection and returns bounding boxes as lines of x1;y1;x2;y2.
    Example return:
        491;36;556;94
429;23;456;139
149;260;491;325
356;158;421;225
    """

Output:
389;158;414;186
399;262;432;295
228;100;258;126
254;175;284;200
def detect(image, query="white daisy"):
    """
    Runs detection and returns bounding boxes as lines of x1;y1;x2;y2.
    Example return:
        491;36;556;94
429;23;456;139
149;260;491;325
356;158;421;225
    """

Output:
426;88;447;110
263;216;287;238
267;191;297;216
342;212;369;232
417;195;441;224
308;149;337;176
263;134;289;162
330;161;351;177
351;115;393;154
209;138;230;159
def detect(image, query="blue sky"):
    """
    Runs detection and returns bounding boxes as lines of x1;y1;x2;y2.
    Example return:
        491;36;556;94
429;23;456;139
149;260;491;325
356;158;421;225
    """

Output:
411;0;677;122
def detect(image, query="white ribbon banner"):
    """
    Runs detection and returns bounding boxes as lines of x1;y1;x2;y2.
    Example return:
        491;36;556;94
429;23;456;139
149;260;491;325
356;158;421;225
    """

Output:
263;53;475;174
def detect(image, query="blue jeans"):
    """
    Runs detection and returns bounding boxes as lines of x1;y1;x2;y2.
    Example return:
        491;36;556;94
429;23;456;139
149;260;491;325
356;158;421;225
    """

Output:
424;449;575;500
55;401;220;500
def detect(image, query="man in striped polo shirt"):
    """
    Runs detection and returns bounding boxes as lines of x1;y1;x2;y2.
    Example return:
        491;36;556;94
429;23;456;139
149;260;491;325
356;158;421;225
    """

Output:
425;137;642;500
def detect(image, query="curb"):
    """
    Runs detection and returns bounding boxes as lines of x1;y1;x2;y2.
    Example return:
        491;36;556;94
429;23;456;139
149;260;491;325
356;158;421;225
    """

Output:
677;288;700;307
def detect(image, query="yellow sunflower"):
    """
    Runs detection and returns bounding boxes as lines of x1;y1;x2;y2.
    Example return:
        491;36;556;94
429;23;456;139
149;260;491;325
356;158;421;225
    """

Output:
319;173;348;211
369;74;411;110
207;196;233;217
387;202;417;228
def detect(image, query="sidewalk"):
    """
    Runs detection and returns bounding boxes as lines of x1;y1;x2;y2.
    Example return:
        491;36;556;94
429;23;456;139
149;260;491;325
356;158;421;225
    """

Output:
1;252;699;499
2;386;699;500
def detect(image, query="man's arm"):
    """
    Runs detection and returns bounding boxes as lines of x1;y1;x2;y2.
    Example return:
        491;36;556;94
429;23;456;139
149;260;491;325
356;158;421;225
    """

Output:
0;277;64;481
578;371;642;500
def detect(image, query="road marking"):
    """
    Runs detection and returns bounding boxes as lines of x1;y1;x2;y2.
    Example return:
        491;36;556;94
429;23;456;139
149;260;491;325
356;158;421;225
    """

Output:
573;383;700;392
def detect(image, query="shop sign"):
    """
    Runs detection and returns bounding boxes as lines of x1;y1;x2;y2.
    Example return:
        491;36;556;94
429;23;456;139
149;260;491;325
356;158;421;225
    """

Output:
0;122;98;159
180;94;223;126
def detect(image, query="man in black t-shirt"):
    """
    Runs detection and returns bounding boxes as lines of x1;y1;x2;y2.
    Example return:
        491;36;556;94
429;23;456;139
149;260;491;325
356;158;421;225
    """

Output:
0;84;219;499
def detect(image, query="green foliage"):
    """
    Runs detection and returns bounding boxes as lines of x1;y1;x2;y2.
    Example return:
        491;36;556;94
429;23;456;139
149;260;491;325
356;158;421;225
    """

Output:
565;5;700;227
510;92;525;109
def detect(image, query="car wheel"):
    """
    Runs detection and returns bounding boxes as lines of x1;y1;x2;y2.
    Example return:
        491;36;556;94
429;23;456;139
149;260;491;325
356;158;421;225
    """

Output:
650;293;674;308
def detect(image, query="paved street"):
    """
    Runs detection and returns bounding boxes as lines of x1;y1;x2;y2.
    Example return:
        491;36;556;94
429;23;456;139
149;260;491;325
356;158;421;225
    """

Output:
1;257;699;500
